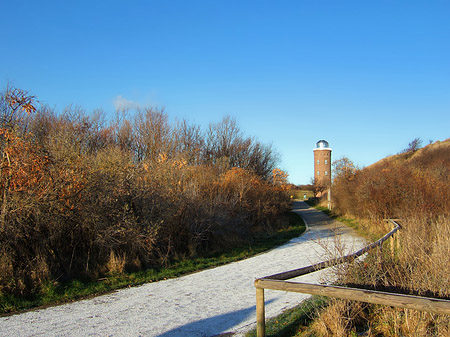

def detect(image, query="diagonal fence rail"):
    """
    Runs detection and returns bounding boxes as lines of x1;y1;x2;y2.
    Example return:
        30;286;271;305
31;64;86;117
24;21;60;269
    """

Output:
254;220;450;337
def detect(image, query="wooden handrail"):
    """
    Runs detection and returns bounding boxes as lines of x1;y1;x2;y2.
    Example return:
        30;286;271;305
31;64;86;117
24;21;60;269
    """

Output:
254;219;427;337
255;279;450;315
262;220;400;281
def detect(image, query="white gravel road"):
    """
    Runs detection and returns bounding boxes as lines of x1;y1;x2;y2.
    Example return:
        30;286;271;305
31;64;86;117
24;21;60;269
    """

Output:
0;201;365;337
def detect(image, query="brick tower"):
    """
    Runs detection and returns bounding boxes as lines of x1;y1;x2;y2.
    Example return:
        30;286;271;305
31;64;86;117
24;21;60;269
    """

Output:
313;140;332;197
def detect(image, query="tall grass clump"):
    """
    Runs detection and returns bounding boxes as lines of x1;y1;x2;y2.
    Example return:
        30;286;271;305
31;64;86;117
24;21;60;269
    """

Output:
0;87;291;302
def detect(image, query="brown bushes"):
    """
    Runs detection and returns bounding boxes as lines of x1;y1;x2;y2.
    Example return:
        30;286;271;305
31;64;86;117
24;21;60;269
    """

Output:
332;141;450;221
0;87;290;296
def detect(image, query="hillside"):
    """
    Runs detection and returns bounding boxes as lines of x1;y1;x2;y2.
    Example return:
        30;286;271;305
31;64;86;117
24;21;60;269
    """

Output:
303;138;450;336
368;137;450;172
332;138;450;222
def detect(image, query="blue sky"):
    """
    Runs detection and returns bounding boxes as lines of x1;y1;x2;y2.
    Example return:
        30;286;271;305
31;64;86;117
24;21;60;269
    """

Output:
1;1;449;184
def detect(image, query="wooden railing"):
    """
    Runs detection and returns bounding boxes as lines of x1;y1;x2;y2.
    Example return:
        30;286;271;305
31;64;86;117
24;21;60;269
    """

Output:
254;220;450;337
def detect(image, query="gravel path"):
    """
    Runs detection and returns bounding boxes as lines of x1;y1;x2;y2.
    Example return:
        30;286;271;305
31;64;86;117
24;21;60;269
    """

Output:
0;201;365;337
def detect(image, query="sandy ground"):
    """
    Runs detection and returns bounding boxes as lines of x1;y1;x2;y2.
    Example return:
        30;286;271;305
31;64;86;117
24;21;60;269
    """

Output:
0;201;365;337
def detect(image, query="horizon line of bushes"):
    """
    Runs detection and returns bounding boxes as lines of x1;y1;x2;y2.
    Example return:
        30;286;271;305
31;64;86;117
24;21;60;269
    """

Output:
0;86;292;297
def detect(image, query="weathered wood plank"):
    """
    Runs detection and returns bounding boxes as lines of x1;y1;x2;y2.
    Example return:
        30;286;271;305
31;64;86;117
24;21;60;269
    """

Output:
255;279;450;315
263;220;401;281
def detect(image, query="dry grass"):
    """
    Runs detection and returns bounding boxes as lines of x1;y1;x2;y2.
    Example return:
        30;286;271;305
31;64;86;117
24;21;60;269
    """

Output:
305;217;450;336
308;299;368;337
106;251;126;275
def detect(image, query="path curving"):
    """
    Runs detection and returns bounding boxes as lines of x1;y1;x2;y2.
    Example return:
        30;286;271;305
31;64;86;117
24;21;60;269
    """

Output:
0;201;365;337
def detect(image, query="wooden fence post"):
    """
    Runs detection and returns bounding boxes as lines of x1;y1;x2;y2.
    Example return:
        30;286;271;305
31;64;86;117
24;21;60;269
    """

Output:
389;219;401;256
256;287;265;337
377;243;383;268
390;232;395;257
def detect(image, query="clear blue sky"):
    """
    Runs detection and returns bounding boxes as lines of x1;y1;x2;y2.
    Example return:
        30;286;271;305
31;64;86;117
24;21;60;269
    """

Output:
1;1;449;185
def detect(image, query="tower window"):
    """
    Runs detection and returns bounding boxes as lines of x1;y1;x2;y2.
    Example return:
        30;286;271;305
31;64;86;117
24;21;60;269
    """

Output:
317;171;320;176
317;159;320;164
325;171;328;176
325;160;328;165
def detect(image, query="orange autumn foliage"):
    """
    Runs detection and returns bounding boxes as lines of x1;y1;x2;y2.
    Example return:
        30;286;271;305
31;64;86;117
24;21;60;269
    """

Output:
5;88;37;114
272;168;289;191
0;130;49;193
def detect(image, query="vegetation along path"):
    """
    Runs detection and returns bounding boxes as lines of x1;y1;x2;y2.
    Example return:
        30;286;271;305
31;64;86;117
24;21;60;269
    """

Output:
0;201;364;337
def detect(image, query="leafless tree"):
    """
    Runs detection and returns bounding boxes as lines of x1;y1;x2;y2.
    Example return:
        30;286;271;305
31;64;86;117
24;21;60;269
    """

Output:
400;137;423;154
205;116;278;179
134;107;174;162
174;119;204;164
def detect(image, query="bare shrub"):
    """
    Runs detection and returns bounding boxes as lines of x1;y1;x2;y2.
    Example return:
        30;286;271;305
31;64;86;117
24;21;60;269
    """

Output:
400;137;423;154
205;116;278;179
133;107;174;162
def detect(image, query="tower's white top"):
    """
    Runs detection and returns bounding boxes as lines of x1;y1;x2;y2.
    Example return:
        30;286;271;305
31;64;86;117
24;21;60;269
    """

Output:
314;139;332;151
